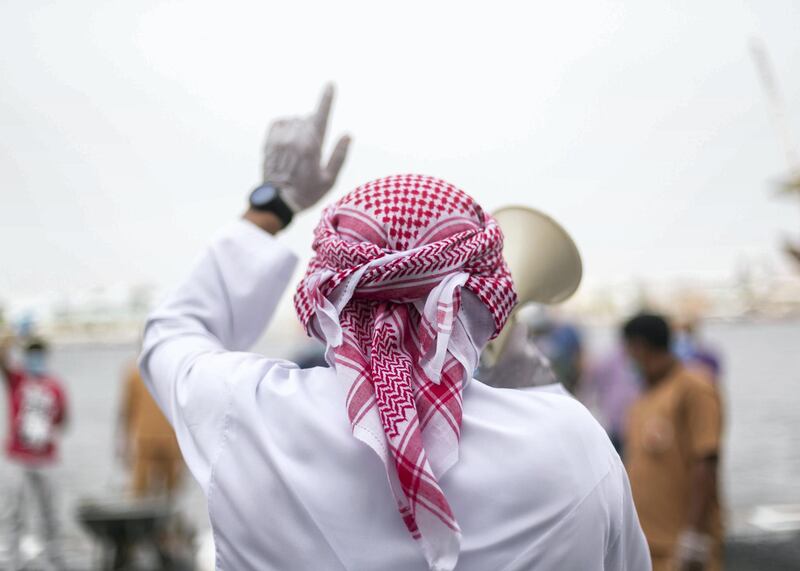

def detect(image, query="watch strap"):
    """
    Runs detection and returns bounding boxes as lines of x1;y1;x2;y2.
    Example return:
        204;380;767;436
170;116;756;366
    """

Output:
268;192;294;227
250;184;294;227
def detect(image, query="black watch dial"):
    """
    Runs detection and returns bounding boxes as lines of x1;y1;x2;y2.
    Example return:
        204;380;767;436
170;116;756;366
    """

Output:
248;183;294;226
250;184;279;207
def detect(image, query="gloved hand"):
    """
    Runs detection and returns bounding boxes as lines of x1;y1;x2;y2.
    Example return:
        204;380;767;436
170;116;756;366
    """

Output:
675;529;711;571
262;83;351;213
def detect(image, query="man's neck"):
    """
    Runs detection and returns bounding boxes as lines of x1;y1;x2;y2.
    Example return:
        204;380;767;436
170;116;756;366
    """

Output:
645;354;678;388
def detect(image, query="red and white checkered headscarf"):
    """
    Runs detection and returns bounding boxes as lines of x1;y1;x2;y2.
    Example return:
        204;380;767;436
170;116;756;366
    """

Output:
294;174;517;570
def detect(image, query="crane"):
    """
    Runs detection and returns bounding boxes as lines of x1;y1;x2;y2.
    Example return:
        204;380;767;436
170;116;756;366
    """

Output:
750;39;800;265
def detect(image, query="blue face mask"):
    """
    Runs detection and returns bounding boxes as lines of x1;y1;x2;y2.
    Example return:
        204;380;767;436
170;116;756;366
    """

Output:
24;351;47;377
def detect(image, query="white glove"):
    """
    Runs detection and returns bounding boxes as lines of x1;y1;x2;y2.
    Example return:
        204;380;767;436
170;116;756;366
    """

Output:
262;83;351;213
675;529;711;569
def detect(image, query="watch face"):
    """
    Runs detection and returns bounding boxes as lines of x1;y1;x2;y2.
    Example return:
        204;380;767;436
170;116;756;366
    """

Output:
251;184;278;207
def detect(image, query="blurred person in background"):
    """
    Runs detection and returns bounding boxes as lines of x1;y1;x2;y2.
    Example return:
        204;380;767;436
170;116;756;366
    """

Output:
117;362;183;498
520;306;584;393
581;343;641;457
138;85;650;571
477;315;558;389
622;314;724;571
113;362;192;571
1;335;68;571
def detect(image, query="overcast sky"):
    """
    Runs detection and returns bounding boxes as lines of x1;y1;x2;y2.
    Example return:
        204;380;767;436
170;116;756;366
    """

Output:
1;0;799;313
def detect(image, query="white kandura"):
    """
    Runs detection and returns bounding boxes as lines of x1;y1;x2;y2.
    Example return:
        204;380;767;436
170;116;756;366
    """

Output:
139;220;651;571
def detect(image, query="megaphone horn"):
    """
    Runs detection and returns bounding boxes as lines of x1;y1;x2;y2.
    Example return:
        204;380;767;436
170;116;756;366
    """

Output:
484;206;582;366
492;206;582;306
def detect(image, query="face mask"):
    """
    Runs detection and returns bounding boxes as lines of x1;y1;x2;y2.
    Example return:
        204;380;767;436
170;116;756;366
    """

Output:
24;351;47;377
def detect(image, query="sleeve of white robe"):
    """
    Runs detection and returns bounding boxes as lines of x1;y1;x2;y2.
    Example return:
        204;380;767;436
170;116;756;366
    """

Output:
139;219;299;492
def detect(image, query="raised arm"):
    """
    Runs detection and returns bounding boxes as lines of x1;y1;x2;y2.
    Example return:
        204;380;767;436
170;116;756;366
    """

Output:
138;84;350;490
139;218;300;405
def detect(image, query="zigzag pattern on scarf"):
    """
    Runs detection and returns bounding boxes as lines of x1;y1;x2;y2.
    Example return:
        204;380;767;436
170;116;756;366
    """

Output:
293;174;518;570
369;320;416;440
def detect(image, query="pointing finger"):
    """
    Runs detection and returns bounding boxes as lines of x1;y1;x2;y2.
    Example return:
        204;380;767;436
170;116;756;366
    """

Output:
312;83;335;141
323;134;351;185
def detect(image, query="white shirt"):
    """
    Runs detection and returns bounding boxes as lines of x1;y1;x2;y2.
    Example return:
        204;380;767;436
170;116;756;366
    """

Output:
140;220;651;571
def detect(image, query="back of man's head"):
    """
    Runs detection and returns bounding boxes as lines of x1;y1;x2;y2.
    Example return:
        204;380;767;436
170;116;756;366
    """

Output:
622;313;671;352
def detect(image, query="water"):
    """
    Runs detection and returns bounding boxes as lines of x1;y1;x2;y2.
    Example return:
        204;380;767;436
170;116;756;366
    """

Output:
710;320;800;525
1;320;799;565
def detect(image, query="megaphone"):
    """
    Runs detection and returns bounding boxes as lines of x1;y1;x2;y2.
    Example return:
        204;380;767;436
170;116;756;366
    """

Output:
493;206;582;305
483;206;582;366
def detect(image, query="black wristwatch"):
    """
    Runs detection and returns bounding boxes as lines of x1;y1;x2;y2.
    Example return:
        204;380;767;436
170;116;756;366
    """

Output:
248;183;294;227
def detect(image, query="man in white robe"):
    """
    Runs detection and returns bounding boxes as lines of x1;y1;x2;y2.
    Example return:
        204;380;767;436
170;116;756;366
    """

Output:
140;85;650;571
